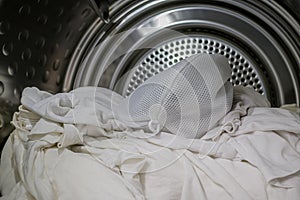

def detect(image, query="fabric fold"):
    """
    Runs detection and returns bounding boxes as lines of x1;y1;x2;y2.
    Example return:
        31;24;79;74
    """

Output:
1;85;300;200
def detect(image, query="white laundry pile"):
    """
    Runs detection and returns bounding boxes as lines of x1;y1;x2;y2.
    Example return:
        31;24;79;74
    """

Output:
0;54;300;200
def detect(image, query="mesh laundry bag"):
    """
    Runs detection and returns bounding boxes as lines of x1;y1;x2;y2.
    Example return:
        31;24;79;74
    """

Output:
115;53;233;139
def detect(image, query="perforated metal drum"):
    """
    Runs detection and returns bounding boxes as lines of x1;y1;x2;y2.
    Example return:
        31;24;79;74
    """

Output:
125;36;265;97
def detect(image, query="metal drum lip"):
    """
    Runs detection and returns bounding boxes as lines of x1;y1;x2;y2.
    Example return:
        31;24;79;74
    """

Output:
64;0;300;106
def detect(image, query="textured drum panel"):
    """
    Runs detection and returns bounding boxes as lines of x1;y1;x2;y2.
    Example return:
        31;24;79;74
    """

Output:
0;0;96;104
0;0;96;147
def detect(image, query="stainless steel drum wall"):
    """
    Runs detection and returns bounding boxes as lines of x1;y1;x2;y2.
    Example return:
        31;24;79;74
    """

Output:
0;0;96;100
66;0;300;107
0;0;96;145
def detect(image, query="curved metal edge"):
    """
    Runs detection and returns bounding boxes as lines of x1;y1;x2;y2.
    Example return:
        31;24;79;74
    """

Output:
64;0;300;106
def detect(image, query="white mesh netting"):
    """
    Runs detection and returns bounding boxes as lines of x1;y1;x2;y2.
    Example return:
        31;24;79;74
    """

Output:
116;53;233;139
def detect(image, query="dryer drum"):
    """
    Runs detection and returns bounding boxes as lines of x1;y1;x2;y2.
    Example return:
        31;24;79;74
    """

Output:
0;0;299;144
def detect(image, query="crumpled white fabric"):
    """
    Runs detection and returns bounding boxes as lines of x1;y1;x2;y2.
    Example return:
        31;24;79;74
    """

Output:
0;85;300;200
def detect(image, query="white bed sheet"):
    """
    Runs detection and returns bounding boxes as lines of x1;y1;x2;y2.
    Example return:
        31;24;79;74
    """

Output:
0;86;300;200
